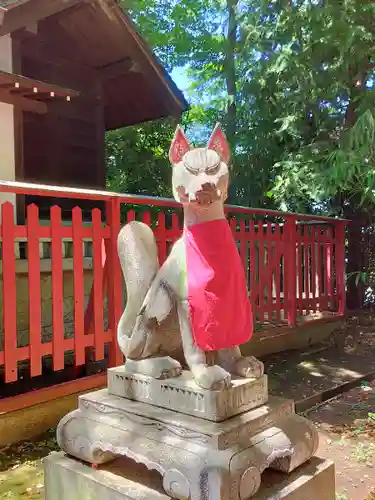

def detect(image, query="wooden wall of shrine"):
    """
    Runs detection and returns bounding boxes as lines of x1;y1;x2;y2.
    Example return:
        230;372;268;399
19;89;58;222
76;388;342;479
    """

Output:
0;0;187;221
13;25;105;219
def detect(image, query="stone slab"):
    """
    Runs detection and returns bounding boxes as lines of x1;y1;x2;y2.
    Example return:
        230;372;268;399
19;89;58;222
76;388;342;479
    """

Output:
44;452;169;500
79;388;294;450
253;457;335;500
107;366;268;421
44;452;335;500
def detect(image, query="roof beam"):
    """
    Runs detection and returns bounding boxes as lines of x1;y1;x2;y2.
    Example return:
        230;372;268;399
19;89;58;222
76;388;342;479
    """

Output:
0;70;80;99
0;70;79;113
0;90;47;114
0;0;87;36
0;7;6;25
98;57;137;81
11;23;39;42
24;22;38;35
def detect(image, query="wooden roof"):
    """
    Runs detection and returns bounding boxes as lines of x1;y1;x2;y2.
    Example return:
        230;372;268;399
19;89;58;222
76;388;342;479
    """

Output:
0;0;188;129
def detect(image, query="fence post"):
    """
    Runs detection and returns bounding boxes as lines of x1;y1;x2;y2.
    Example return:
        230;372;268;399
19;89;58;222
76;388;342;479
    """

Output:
335;221;346;316
105;197;124;367
285;216;297;326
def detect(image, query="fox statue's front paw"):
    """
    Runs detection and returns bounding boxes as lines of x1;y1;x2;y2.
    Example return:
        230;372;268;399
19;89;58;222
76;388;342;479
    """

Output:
232;356;264;379
191;364;231;390
125;356;182;379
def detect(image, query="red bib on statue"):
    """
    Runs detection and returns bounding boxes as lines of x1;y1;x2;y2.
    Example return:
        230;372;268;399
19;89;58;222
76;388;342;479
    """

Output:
184;219;253;351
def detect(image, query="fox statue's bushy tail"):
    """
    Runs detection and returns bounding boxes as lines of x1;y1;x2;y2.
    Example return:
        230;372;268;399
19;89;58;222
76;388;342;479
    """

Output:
116;221;172;359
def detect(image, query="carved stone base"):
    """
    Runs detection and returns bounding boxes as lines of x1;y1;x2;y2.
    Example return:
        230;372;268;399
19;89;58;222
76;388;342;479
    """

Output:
108;366;268;422
56;389;319;499
44;452;335;500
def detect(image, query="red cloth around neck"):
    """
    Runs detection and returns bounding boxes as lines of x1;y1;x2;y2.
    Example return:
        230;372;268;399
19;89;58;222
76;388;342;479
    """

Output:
184;219;253;351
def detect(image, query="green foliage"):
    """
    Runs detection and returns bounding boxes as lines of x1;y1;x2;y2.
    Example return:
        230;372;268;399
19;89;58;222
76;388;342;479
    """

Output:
105;118;175;197
239;0;375;213
107;0;375;219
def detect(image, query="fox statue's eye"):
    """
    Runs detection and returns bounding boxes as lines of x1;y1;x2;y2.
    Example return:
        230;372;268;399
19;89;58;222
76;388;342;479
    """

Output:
205;162;220;175
183;162;200;175
182;148;221;175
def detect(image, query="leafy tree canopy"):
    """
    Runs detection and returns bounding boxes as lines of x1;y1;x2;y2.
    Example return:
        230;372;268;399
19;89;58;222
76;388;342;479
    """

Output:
107;0;375;219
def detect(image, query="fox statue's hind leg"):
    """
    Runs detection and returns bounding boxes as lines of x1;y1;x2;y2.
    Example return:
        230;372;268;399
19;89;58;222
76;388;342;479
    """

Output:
117;221;182;379
217;346;264;379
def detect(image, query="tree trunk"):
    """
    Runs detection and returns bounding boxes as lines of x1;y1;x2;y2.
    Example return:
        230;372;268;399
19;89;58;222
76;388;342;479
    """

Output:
339;61;371;310
345;205;368;310
225;0;238;150
225;0;239;204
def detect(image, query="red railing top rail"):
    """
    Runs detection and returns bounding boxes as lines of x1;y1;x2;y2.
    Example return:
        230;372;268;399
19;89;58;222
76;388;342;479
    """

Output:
0;180;349;224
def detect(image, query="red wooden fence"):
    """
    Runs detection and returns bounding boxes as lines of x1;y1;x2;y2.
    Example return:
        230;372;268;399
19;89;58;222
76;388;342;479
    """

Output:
0;181;348;411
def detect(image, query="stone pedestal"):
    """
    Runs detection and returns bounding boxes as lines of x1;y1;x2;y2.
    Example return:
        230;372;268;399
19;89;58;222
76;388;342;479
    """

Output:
45;452;335;500
48;368;335;499
108;366;268;421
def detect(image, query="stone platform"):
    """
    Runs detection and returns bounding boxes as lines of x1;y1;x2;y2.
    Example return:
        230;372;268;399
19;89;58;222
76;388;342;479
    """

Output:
56;387;320;499
44;452;336;500
50;360;338;499
108;367;268;422
65;388;295;452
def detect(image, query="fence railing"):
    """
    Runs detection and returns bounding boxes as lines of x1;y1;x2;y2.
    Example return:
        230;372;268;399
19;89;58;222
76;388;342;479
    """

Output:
0;180;347;397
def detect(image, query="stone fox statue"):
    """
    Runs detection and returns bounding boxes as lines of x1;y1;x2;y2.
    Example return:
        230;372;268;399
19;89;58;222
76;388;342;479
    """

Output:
117;124;264;390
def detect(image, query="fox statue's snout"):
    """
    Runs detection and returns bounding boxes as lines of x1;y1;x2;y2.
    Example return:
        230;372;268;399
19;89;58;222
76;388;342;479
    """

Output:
176;179;224;206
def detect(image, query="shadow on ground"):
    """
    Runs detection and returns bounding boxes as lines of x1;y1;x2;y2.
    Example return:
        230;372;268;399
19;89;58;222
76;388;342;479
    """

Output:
265;329;375;412
306;381;375;500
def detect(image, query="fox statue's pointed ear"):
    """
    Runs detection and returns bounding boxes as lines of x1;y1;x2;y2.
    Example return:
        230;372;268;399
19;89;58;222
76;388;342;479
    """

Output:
169;125;191;164
207;123;230;164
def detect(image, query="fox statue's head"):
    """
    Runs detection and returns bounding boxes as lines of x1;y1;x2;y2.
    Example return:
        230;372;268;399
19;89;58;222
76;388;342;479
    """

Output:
169;123;230;206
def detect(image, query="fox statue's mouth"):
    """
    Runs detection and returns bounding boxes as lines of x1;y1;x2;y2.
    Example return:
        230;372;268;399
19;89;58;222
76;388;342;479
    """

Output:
195;184;222;205
176;182;222;205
